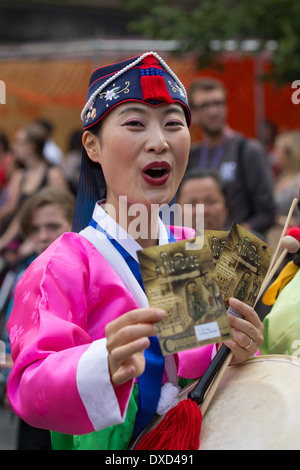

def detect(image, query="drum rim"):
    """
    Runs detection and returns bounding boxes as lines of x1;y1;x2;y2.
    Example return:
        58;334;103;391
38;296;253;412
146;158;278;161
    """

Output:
178;354;300;400
231;353;300;367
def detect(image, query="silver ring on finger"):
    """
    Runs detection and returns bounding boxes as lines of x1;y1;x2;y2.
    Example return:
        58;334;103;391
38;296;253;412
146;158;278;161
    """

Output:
244;338;253;350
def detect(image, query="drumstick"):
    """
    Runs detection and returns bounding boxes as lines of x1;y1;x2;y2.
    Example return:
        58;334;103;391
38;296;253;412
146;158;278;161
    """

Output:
270;198;297;267
188;344;231;405
258;233;300;299
262;198;297;279
189;277;265;412
257;197;299;300
200;347;232;416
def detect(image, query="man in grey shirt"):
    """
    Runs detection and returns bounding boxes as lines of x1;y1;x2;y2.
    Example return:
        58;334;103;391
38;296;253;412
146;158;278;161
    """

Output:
187;77;275;236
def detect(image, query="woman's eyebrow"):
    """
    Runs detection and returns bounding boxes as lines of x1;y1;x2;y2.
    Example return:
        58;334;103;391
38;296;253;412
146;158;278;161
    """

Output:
117;104;185;116
163;105;185;116
118;106;147;116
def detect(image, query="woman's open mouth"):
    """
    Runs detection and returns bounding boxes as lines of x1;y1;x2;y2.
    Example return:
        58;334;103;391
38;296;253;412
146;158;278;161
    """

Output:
142;161;171;186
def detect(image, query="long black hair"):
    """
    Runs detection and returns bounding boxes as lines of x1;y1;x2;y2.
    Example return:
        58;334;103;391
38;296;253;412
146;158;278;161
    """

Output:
72;123;106;233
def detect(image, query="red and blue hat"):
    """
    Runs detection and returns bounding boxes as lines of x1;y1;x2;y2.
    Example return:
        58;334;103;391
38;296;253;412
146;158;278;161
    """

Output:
73;52;191;233
81;51;191;129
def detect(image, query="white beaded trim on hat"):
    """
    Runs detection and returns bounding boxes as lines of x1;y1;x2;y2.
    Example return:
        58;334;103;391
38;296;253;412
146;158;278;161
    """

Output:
80;51;188;122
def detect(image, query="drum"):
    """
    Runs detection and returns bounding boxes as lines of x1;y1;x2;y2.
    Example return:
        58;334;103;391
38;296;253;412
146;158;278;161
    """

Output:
135;355;300;450
198;355;300;450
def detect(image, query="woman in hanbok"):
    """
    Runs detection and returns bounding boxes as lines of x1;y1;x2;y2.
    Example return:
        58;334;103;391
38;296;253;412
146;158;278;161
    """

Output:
6;52;263;450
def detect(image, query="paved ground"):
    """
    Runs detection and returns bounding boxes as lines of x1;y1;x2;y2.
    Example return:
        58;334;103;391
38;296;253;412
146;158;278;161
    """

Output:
0;404;18;450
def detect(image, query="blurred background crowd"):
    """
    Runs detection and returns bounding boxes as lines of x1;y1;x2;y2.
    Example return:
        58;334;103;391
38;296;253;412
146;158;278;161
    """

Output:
1;0;300;449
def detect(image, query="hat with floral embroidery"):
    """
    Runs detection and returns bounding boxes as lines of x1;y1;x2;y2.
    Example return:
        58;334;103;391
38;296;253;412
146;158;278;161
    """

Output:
72;51;191;233
81;51;191;129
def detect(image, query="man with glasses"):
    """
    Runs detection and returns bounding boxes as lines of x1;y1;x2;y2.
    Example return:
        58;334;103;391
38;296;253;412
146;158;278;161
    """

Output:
187;77;275;237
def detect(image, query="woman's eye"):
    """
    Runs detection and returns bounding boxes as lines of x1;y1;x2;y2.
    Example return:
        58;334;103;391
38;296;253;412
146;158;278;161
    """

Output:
166;120;184;127
123;120;144;127
48;224;61;231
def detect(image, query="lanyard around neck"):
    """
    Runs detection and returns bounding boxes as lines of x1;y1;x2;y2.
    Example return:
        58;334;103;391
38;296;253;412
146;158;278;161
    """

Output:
199;138;227;169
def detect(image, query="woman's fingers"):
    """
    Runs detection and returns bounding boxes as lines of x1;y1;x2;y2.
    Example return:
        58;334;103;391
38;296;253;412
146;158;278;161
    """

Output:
111;352;145;385
225;298;264;363
228;298;263;339
110;336;150;363
228;298;262;327
106;308;165;353
107;322;156;353
105;308;165;337
106;308;166;385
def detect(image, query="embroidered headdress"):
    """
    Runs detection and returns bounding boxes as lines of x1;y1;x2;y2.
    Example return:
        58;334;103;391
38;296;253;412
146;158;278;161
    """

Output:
81;51;191;129
73;52;191;232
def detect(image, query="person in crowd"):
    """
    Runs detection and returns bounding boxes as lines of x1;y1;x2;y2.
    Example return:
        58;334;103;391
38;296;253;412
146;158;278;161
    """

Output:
63;129;83;195
187;77;276;237
273;130;300;225
6;52;263;450
176;167;228;231
0;122;69;250
259;119;279;178
266;130;300;252
0;140;23;234
0;130;13;191
1;186;75;449
35;118;64;166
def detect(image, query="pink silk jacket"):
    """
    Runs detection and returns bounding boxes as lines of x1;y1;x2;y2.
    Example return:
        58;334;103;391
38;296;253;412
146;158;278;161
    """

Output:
7;228;214;436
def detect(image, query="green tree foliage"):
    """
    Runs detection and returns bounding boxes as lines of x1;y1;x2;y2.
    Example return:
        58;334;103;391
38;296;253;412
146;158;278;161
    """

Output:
126;0;300;85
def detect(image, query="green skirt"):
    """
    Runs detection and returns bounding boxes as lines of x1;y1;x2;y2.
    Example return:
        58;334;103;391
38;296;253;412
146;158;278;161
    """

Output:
50;378;193;450
51;384;138;450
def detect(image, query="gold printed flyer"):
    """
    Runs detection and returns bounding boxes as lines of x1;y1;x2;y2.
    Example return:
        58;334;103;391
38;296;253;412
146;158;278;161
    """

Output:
202;230;229;265
214;223;274;308
137;238;232;356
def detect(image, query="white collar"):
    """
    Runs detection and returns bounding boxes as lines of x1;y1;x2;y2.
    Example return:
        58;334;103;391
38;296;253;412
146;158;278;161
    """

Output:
91;201;170;263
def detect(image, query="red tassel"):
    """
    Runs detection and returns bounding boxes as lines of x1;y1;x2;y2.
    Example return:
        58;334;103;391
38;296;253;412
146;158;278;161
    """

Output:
140;54;173;103
135;399;202;450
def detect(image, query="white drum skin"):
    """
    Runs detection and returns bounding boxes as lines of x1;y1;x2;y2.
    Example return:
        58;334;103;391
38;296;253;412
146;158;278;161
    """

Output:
198;355;300;450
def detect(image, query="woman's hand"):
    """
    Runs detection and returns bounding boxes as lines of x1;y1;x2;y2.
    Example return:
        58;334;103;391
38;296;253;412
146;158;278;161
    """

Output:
224;298;264;365
105;308;165;386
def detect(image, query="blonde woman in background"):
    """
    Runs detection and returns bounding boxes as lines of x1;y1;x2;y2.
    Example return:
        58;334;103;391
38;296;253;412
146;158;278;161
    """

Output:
267;130;300;250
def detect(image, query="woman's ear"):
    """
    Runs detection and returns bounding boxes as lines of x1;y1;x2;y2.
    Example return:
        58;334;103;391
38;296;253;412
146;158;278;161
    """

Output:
82;131;101;164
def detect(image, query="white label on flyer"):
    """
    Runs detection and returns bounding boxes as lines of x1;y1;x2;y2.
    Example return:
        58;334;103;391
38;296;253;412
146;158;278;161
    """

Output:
194;321;221;341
